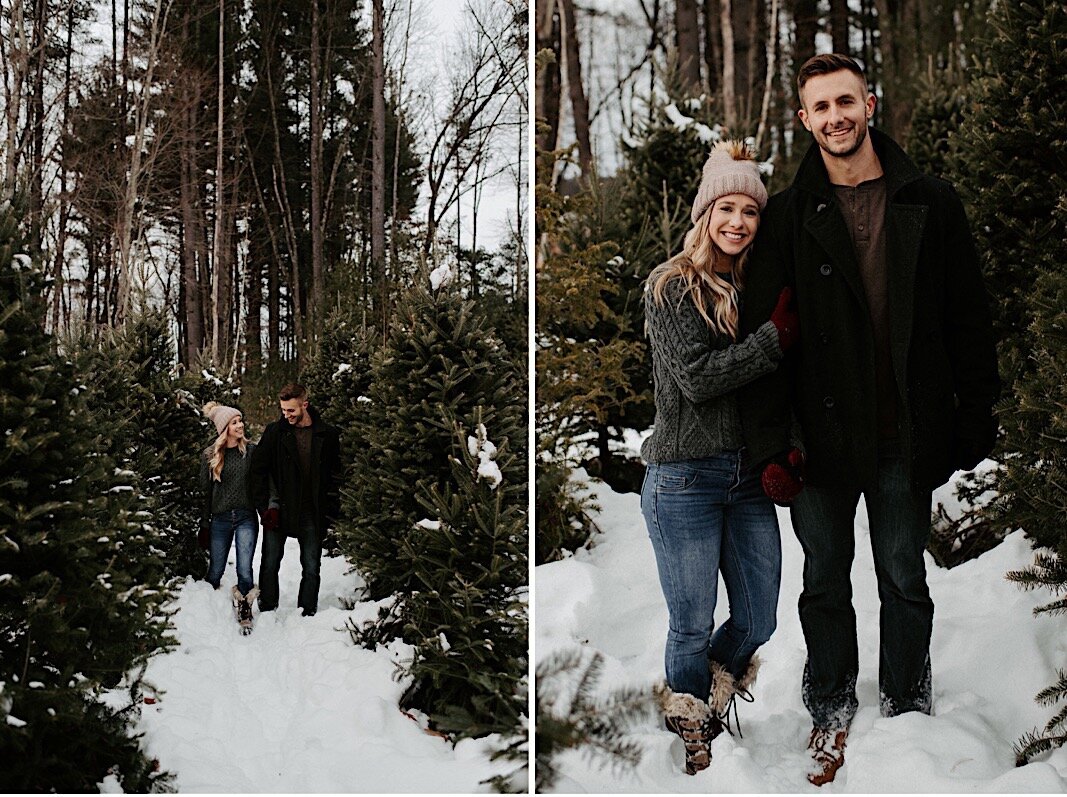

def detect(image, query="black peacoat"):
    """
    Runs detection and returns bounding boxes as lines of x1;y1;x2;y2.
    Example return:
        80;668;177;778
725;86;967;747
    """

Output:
739;128;1001;491
250;405;342;537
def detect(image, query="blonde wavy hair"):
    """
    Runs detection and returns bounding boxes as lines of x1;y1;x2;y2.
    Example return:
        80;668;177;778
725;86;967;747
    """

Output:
647;204;754;340
204;407;247;482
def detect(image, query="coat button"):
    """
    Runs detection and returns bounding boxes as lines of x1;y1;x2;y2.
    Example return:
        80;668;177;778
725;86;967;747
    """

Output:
820;263;833;276
823;396;835;409
816;203;827;212
820;332;829;344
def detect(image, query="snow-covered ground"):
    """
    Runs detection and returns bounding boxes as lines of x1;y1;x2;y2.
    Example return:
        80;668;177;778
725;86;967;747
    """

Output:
536;465;1067;792
125;540;509;792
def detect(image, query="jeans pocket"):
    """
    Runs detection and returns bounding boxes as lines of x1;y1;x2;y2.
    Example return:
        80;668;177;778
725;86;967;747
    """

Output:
656;464;697;492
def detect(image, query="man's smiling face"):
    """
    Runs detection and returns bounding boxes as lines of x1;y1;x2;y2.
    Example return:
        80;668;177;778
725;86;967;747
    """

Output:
797;69;876;160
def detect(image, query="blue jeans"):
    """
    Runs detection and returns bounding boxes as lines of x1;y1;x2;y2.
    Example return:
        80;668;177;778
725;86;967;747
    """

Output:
258;515;321;613
791;454;933;728
206;509;258;595
641;452;782;700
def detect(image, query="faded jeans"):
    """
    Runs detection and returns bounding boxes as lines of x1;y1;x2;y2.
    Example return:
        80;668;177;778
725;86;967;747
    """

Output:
206;509;258;596
791;454;934;729
641;451;782;700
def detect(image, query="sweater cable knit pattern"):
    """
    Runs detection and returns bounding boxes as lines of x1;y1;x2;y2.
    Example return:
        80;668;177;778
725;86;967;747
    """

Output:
641;278;782;464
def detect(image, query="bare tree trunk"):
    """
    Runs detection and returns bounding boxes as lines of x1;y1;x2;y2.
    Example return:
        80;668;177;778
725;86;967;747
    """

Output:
308;0;324;342
211;0;225;364
702;0;721;96
535;0;561;152
872;0;918;139
371;0;386;333
30;0;45;255
559;0;591;176
754;0;778;152
675;0;702;94
720;0;737;131
51;3;73;335
180;73;204;364
116;0;172;323
830;0;849;54
4;0;29;192
790;0;817;93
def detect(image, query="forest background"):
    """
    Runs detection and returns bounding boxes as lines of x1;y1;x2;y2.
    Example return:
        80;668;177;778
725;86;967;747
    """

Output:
0;0;530;791
535;0;1067;779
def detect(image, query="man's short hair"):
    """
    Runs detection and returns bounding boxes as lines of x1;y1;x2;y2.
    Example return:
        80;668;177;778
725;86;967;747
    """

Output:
797;53;867;98
279;383;308;402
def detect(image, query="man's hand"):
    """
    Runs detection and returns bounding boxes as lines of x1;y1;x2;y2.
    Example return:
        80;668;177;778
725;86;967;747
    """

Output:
260;507;280;531
770;287;800;352
761;448;805;506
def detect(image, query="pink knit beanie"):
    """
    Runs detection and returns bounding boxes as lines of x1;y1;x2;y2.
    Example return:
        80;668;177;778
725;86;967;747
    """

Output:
203;401;241;435
690;140;768;225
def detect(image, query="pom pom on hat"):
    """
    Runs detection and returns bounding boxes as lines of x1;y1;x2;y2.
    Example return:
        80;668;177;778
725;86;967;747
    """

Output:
690;140;768;225
203;401;241;435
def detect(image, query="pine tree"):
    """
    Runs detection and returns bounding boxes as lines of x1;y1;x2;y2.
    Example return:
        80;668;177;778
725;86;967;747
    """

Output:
73;311;213;581
398;409;527;737
905;56;968;180
340;274;524;599
0;201;173;791
953;0;1067;763
535;648;657;792
953;1;1067;385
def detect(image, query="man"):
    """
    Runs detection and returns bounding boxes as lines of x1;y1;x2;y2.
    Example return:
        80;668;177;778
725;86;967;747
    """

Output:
251;383;342;617
739;54;1000;786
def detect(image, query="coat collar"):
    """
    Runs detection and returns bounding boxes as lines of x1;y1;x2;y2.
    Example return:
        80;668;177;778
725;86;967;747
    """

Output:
792;127;923;201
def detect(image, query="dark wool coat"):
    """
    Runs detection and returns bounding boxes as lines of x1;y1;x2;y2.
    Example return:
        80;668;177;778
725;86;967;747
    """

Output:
250;406;342;536
738;128;1001;491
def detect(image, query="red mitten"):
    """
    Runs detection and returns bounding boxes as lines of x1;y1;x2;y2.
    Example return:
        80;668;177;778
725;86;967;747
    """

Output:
769;287;800;352
761;448;805;506
260;507;280;531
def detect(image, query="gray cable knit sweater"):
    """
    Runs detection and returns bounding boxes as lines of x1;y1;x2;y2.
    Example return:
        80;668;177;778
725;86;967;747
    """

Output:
640;277;783;464
200;443;256;514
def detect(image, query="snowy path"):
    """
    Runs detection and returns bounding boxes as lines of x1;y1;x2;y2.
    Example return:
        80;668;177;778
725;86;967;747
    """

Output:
536;468;1067;793
131;539;506;792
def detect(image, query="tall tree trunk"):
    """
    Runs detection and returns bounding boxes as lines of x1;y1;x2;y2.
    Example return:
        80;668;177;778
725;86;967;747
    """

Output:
30;0;45;255
790;0;817;102
535;0;561;153
180;72;204;365
702;0;721;96
308;0;324;342
830;0;849;54
754;0;778;152
732;0;756;129
4;0;29;192
675;0;702;94
51;3;73;335
872;0;918;139
211;0;225;364
559;0;592;176
371;0;386;334
720;0;737;131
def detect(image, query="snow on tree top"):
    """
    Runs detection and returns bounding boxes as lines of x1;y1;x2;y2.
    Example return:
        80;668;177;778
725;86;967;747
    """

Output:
333;363;353;380
467;423;502;489
11;253;31;270
430;263;454;290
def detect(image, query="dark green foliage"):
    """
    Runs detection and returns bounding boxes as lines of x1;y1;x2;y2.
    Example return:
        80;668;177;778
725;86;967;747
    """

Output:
340;277;523;600
72;312;214;581
535;649;658;792
906;59;969;180
955;1;1067;761
953;1;1067;386
0;201;173;791
926;469;1006;568
398;410;527;738
1013;670;1067;766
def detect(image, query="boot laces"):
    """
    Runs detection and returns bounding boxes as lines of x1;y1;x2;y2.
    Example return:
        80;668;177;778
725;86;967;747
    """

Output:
717;686;754;739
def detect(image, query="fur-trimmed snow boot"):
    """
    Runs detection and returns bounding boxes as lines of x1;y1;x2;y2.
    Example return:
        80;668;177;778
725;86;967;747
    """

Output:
232;585;259;635
709;655;761;737
660;689;714;775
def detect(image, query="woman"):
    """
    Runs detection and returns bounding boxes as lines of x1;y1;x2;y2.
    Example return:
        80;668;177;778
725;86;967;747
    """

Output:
640;140;802;775
200;401;259;629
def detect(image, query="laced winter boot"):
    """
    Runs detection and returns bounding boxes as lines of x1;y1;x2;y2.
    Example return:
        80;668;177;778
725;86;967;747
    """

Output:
806;724;848;786
709;654;761;738
232;585;259;635
661;690;714;775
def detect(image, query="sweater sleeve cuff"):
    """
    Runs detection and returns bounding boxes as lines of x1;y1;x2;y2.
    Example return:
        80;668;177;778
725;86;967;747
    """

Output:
754;320;783;361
